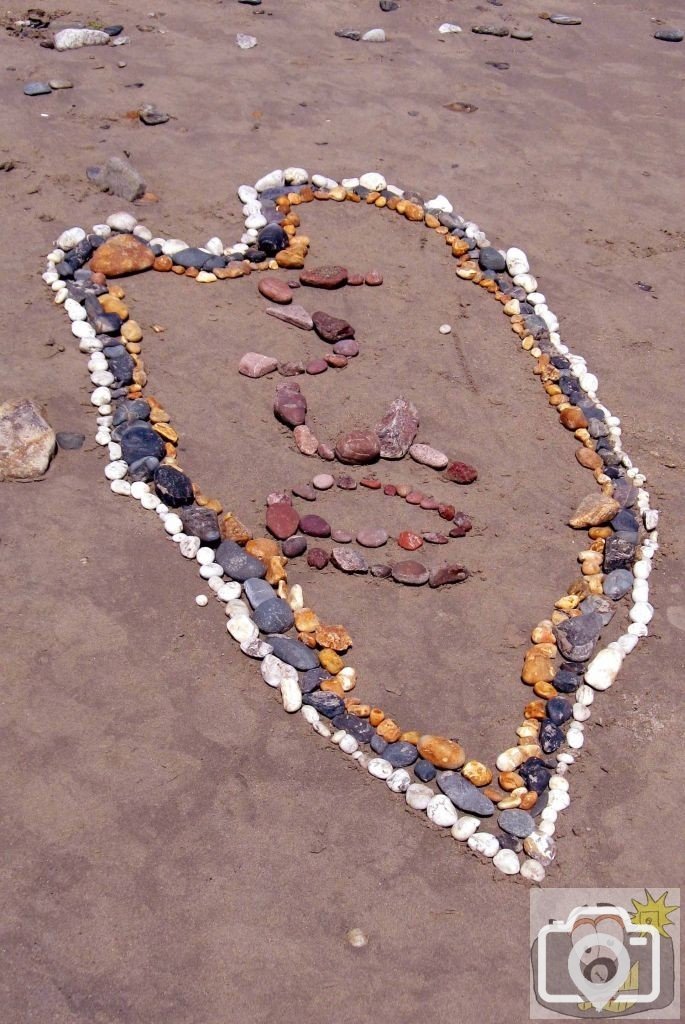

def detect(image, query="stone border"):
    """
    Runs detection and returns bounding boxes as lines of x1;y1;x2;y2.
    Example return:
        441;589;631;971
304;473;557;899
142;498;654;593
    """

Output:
42;168;659;881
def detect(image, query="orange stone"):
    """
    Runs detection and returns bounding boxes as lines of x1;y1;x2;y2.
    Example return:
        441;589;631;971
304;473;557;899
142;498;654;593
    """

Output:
397;531;423;551
533;681;558;700
484;787;505;803
320;677;345;698
345;701;371;718
293;608;320;633
403;202;425;222
265;556;287;585
576;446;603;471
400;730;421;745
246;537;280;563
276;249;305;269
416;734;466;770
220;512;252;544
462;760;492;787
153;254;173;272
524;700;548;720
297;632;317;648
521;655;556;685
369;708;385;727
498;772;525;792
319;649;344;674
89;234;155;277
98;294;129;319
519;791;538;811
376;719;402;743
314;624;353;651
152;422;178;444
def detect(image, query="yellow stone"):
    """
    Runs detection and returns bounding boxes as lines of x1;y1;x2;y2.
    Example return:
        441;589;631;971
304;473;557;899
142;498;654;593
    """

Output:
314;624;352;651
294;608;320;633
569;494;621;529
416;735;466;770
121;319;143;343
246;537;279;562
265;556;287;585
98;294;129;319
462;760;492;787
152;423;178;444
319;649;344;674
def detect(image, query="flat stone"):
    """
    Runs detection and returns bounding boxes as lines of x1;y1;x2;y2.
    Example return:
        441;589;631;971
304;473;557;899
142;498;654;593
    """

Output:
409;443;449;469
417;735;465;770
499;808;536;837
0;398;55;480
299;265;348;289
24;81;52;96
603;568;633;600
300;514;331;538
55;430;85;450
336;475;357;490
253;597;295;634
258;277;292;304
331;547;368;573
383;741;418;768
429;563;468;588
335;428;380;464
554;611;603;662
437;772;495;815
312;311;355;343
365;269;383;285
53;27;111;49
244;578;277;608
215;540;267;581
549;14;582;25
292;483;317;501
604;534;636;572
282;534;307;557
265;304;313;330
300;666;331;693
375;396;419;459
266;503;300;539
369;564;392;578
423;532;448;545
118;423;166;465
303;691;345;717
278;362;305;377
312;473;335;490
266;635;320;670
444;460;478;484
139;104;170;126
305;359;328;375
471;24;509;36
356;527;388;548
90;234;154;277
154;465;194;508
391;560;429;585
478;246;506;271
655;28;684;42
332;338;359;357
239;352;278;378
294;424;319;453
307;548;330;569
89;155;146;203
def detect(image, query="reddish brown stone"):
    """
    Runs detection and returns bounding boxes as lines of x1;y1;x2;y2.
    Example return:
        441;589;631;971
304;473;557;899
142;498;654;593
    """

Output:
312;311;355;343
265;502;300;540
450;511;473;535
307;548;330;569
391;561;429;586
444;460;478;484
258;277;293;304
325;354;348;368
89;234;155;277
360;478;382;489
306;358;328;375
334;428;381;465
383;484;397;496
347;273;364;286
299;265;348;289
300;514;331;538
405;491;424;505
438;504;456;521
274;383;307;427
364;270;383;286
429;563;469;588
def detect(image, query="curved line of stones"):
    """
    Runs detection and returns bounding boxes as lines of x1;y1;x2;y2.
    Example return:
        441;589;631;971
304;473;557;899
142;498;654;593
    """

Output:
42;167;659;883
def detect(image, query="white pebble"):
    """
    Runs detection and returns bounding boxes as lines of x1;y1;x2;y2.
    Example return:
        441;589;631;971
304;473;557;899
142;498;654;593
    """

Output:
140;492;160;510
163;513;183;536
313;720;332;739
513;273;537;293
493;849;520;875
339;734;359;755
584;646;623;691
301;705;319;726
311;174;338;190
386;769;411;794
367;758;393;781
405;783;434;810
280;676;302;713
107;211;137;233
284;167;309;186
237;184;257;203
208;576;224;593
557;752;574;765
629;601;654;625
451;815;480;841
107;442;122;461
331;730;345;745
549;776;569;791
628;621;649;637
547;790;571;812
216;581;242;602
64;298;87;321
616;633;639;656
225;599;250;618
199;563;223;579
179;535;201;559
90;386;111;407
467;833;500;858
537;821;556;837
133;225;153;243
438;23;462;34
195;594;208;607
505;246;529;276
56;226;86;251
261;654;297;688
227;616;258;644
104;460;127;480
110;479;131;496
359;171;386;192
573;703;591;722
195;546;216;566
566;728;585;750
91;370;115;387
576;684;595;706
439;323;452;334
520;859;546;883
255;169;284;192
426;794;458;827
95;430;111;446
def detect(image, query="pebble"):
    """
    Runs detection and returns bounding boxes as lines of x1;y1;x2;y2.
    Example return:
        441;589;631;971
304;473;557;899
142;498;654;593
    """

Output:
451;815;480;841
391;560;429;585
523;831;557;866
356;527;388;548
471;25;509;36
549;14;582;25
510;29;533;40
227;616;258;644
215;540;266;581
498;809;536;838
56;431;85;450
346;928;368;948
553;611;603;662
409;443;449;469
467;833;500;857
335;429;380;464
24;82;52;96
300;514;331;538
387;768;411;793
362;28;386;42
258;277;292;304
520;859;545;882
426;794;459;827
375;397;419;459
405;783;434;810
655;28;683;42
265;304;313;330
368;757;393;780
265;502;300;540
493;849;520;875
307;548;330;569
312;473;335;490
439;23;462;34
261;653;298;688
300;265;348;289
274;384;307;427
139;105;170;126
383;741;418;768
569;494;620;529
236;33;258;49
444;460;478;484
90;234;155;277
280;674;302;713
239;352;278;378
437;772;495;815
331;547;368;573
54;27;111;49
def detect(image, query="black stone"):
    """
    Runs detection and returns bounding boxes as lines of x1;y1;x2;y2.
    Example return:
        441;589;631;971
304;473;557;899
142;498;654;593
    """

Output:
112;398;150;428
553;611;603;662
245;249;268;264
215;540;266;582
202;255;227;271
154;465;194;508
478;246;506;271
332;713;374;743
103;24;124;35
370;734;388;755
257;223;288;256
655;28;683;42
24;81;52;96
253;597;294;634
547;696;573;725
604;534;636;573
107;352;135;386
383;741;418;768
128;456;159;482
414;759;436;782
55;431;85;450
518;758;551;793
266;636;320;670
119;423;166;464
300;667;331;693
496;833;522;852
179;505;221;544
380;0;399;10
171;247;213;269
540;720;564;754
303;691;344;718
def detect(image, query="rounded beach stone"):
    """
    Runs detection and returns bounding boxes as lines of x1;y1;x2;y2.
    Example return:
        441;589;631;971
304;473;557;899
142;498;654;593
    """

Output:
409;443;449;469
215;540;267;581
383;741;418;768
253;597;295;634
467;833;500;858
300;514;331;538
307;548;330;569
368;757;393;780
266;502;300;539
523;831;557;866
299;265;348;289
331;547;368;573
426;794;459;827
356;527;388;548
335;429;381;464
391;560;429;585
451;815;480;841
444;460;478;484
417;735;465;770
258;277;292;304
387;768;411;793
282;534;307;557
498;809;536;838
437;772;495;816
404;783;433;811
493;849;520;875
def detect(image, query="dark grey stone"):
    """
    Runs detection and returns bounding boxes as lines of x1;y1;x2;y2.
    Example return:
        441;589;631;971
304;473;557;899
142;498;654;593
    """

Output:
383;742;418;768
553;611;603;662
331;713;374;743
300;667;331;693
215;540;266;582
579;595;615;626
119;423;165;464
414;759;436;782
266;636;320;670
253;597;294;634
244;578;277;609
498;809;536;838
154;465;194;508
603;568;633;600
437;771;495;816
172;247;212;269
604;534;636;573
303;691;344;718
55;431;85;450
24;81;52;96
179;506;220;545
655;28;683;42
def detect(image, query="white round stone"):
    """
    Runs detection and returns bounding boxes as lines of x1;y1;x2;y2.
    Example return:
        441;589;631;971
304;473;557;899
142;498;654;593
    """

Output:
313;720;332;739
130;480;149;499
426;794;458;827
107;442;122;461
405;783;434;810
162;238;190;256
367;757;393;781
632;579;649;602
91;370;115;387
199;563;223;579
227;616;258;644
94;430;110;446
386;769;411;793
301;705;319;726
90;386;111;407
493;848;520;875
217;581;242;602
438;23;462;34
573;703;591;722
538;821;556;837
505;246;529;276
467;832;499;858
179;535;201;559
284;167;309;185
195;594;208;607
140;492;160;510
523;831;557;866
628;622;649;637
133;225;152;243
245;213;267;230
549;776;569;791
576;684;595;706
311;174;337;189
280;676;302;713
426;193;453;212
630;601;654;625
110;479;131;496
104;459;127;480
439;323;452;334
255;169;285;192
237;184;257;203
616;633;639;655
513;273;537;293
208;576;224;593
205;236;224;256
566;728;585;750
107;211;137;232
547;790;571;812
196;546;216;566
339;733;359;755
557;752;574;765
163;513;183;536
520;859;546;882
451;815;480;841
359;172;387;192
56;226;86;251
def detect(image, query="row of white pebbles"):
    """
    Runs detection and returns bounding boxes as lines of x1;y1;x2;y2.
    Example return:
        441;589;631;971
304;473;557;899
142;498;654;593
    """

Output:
43;168;659;881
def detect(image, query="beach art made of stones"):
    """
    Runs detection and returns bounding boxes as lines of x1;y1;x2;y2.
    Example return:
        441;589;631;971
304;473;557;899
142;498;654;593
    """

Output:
43;168;659;882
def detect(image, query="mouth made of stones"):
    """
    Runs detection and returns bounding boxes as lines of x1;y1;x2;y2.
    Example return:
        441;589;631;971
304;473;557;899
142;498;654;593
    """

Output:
43;168;658;882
